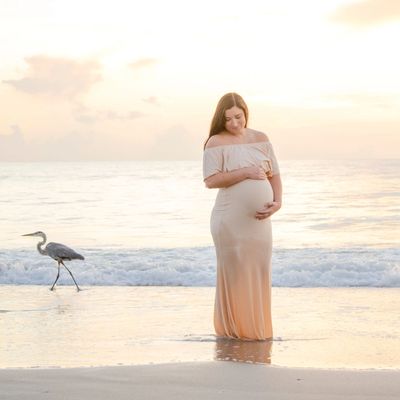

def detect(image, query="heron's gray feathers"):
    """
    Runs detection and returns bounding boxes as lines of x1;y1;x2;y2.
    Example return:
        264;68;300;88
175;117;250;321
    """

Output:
45;242;85;261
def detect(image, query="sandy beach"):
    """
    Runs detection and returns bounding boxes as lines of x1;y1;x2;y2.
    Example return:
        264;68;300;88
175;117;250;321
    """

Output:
1;362;399;400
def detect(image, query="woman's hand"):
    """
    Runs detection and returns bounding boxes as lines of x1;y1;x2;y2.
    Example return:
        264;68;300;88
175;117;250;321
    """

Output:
244;166;267;180
255;201;281;220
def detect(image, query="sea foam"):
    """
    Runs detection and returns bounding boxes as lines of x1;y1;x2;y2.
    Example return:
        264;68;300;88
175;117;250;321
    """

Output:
0;247;398;287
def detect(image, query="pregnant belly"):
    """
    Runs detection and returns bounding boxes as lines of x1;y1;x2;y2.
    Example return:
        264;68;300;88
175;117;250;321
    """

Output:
215;179;274;215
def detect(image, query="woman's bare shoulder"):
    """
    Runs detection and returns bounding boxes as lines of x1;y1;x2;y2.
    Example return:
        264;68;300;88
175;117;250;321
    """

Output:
246;128;270;142
205;133;229;149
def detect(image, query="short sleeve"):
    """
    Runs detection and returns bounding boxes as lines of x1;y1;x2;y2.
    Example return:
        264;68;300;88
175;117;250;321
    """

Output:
203;148;223;180
267;142;280;175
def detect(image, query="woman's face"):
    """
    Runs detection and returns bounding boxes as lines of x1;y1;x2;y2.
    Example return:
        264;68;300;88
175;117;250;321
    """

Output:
224;106;246;135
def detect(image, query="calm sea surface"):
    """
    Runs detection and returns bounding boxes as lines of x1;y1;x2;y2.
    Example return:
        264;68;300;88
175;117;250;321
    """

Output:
0;160;399;287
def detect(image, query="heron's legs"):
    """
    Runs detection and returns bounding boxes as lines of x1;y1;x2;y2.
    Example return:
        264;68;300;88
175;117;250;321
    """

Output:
61;260;81;291
50;262;61;291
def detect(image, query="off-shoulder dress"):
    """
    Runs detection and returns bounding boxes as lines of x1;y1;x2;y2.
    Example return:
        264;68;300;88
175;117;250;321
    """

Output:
203;139;280;340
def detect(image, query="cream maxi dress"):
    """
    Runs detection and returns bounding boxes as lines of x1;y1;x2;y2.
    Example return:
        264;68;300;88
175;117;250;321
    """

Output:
203;138;280;341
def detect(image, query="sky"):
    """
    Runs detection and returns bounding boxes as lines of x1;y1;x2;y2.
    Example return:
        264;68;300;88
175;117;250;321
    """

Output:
0;0;399;161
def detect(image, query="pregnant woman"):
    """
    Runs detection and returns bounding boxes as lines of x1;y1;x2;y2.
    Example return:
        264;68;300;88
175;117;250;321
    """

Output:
203;92;282;341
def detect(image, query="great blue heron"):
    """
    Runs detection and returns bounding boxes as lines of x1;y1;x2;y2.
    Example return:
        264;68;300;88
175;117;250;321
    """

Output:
22;231;84;291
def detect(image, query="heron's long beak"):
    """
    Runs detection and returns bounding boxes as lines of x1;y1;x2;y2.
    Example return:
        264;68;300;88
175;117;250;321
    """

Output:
22;233;36;237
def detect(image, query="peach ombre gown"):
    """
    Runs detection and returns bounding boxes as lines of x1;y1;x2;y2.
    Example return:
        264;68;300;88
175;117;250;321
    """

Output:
203;138;280;340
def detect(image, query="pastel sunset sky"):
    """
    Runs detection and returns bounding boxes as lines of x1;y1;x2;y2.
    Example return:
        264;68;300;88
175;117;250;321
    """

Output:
0;0;399;161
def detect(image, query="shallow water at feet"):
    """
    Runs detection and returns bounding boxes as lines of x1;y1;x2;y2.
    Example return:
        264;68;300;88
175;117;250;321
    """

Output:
1;286;399;370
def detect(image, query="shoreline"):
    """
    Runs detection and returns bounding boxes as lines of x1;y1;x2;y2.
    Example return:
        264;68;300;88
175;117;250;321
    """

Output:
2;361;400;372
1;361;399;400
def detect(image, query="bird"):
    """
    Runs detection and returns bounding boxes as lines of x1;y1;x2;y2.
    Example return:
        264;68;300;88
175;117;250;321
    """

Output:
22;231;84;291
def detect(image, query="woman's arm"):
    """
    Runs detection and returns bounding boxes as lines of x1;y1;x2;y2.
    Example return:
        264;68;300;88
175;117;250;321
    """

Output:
204;166;267;189
269;174;282;204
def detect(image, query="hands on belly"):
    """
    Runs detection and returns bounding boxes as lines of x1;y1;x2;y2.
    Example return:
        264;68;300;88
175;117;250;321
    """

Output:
255;201;281;220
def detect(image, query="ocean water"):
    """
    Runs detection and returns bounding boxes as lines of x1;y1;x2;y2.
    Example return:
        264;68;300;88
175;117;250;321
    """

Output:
0;159;399;287
1;160;399;370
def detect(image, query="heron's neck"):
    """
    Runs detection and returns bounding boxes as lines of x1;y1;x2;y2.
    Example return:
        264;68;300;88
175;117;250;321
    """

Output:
37;236;47;256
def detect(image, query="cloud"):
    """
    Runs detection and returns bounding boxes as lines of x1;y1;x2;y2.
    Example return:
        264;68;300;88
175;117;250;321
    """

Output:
331;0;400;27
149;125;200;160
100;110;144;120
142;96;160;106
0;127;155;161
0;128;98;161
0;125;25;160
73;104;144;124
129;58;159;70
0;125;24;144
322;92;399;109
3;55;102;98
0;125;101;161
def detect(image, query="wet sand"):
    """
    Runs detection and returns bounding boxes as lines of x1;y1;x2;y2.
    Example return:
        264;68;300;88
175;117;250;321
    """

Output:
1;362;399;400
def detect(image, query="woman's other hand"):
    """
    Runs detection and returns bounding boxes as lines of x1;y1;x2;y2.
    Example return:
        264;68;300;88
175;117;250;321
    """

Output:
255;201;281;220
245;166;267;180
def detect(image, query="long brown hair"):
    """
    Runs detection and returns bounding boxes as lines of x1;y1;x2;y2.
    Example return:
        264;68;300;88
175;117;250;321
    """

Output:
204;92;249;149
